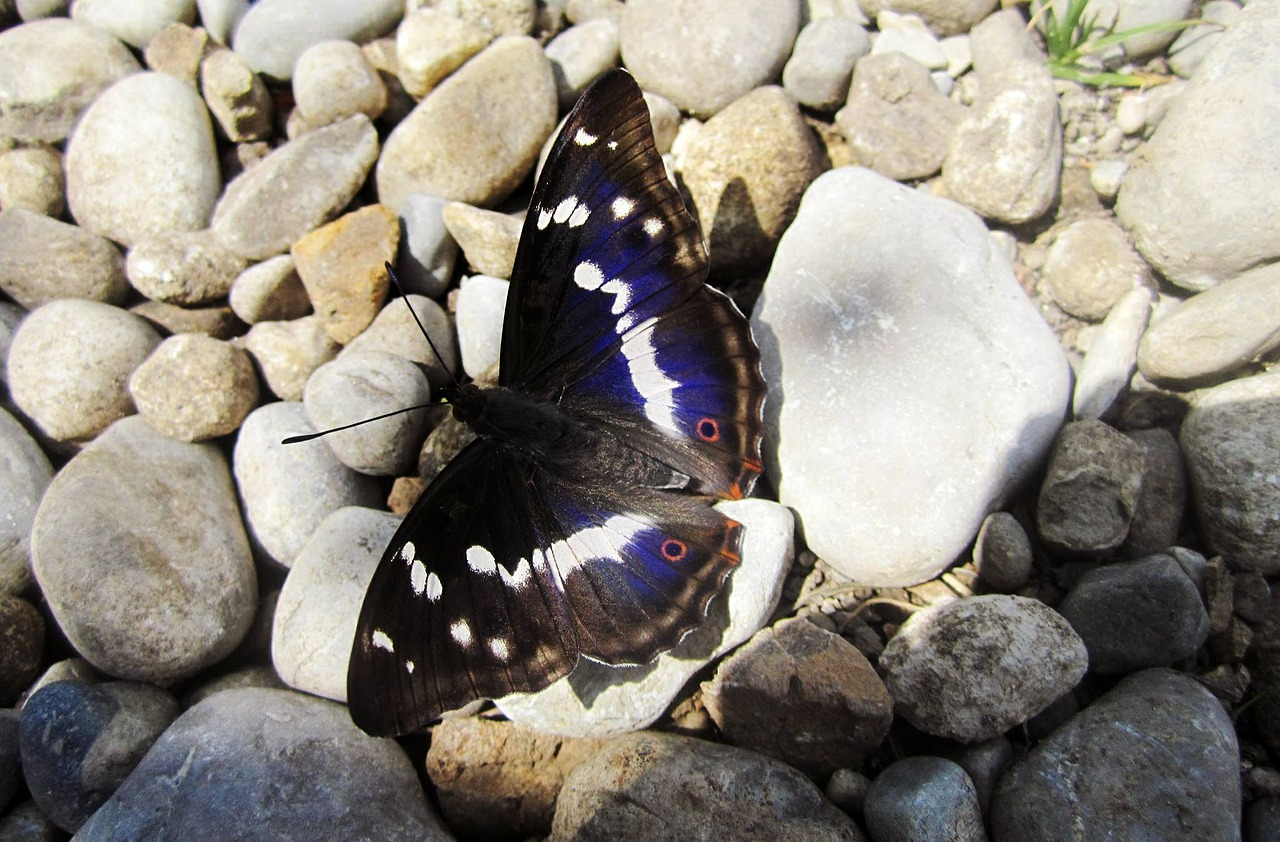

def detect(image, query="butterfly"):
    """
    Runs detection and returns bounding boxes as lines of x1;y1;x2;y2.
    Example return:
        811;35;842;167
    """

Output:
347;68;765;737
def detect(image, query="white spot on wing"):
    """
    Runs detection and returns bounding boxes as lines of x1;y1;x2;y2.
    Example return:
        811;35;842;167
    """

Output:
499;558;532;589
406;660;416;674
621;317;679;430
568;203;590;228
643;217;663;237
467;545;497;575
574;127;598;146
537;207;552;230
371;630;395;653
607;140;618;150
450;620;473;646
611;196;635;219
410;558;427;596
574;261;604;290
425;571;443;602
489;638;511;660
398;542;416;565
547;514;646;576
553;196;578;224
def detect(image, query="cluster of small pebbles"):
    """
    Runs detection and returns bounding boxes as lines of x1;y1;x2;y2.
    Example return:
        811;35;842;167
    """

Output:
0;0;1276;839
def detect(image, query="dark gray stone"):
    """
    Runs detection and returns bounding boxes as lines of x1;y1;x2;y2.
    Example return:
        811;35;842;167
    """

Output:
1037;419;1146;555
863;756;985;842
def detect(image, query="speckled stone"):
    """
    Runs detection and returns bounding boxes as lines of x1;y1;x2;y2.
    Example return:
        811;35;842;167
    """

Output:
129;333;259;441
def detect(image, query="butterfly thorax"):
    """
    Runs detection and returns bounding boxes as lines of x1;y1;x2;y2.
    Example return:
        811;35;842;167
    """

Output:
449;382;586;465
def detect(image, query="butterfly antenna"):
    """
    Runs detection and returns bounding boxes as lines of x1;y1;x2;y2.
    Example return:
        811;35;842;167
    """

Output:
385;261;461;391
281;403;437;444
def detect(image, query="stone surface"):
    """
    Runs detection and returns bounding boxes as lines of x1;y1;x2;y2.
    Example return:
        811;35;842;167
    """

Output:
70;0;196;49
396;193;459;298
0;145;64;216
128;333;259;441
441;201;521;280
861;0;995;37
129;299;244;339
340;293;459;389
144;21;210;85
395;8;492;98
879;595;1088;742
863;756;985;842
782;17;868;113
1042;217;1151;321
293;39;386;126
752;167;1070;585
230;0;402;80
972;511;1032;592
125;229;247;305
31;417;257;681
1073;286;1155;420
0;408;52;595
0;208;128;311
546;19;619;112
455;274;509;379
1121;428;1187;558
200;46;274;142
228;254;312;324
0;595;42;704
240;315;340;401
1036;419;1146;556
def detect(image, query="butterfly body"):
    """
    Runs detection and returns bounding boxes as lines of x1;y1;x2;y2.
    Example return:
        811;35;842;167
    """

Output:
348;69;765;737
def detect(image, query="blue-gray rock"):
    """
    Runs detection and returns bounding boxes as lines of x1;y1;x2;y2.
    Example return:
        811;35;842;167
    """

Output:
397;193;458;298
230;0;401;80
620;0;799;117
551;730;864;841
0;19;141;143
73;687;450;840
233;402;381;567
752;167;1070;585
782;17;868;112
31;416;257;682
70;0;196;49
1115;0;1280;290
944;735;1014;815
991;668;1241;841
19;680;178;832
972;511;1032;592
863;756;985;842
65;72;219;247
0;208;129;309
0;408;52;595
1121;428;1187;558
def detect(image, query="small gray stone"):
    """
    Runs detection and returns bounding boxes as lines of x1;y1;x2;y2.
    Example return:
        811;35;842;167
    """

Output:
228;254;312;324
31;416;257;681
1121;428;1187;557
566;0;623;25
6;300;161;442
0;146;64;216
782;17;868;112
991;669;1240;841
836;52;965;181
397;193;459;298
441;201;521;279
870;9;948;69
200;46;274;142
340;294;459;389
75;688;449;840
825;768;871;816
0;799;62;840
293;39;387;125
19;680;178;832
0;208;128;309
545;18;619;110
65;71;219;247
1036;419;1146;556
620;0;800;117
1073;286;1154;420
863;756;985;842
272;506;400;702
129;333;259;441
22;658;102;705
181;664;287;709
233;402;381;566
303;351;431;476
879;594;1088;742
434;0;537;37
1179;371;1280;574
211;114;379;260
0;300;20;380
972;511;1032;592
128;299;243;339
0;19;142;144
241;315;341;400
394;8;492;99
230;0;401;81
944;735;1013;814
551;731;864;841
125;229;247;305
377;36;557;211
0;408;52;595
703;617;893;778
455;274;509;379
642;90;680;153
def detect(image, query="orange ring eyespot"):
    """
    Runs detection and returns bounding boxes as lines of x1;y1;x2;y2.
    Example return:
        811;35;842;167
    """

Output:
696;417;720;442
661;539;687;562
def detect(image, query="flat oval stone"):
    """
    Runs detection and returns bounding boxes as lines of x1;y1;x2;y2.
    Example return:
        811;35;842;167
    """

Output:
0;208;128;310
0;18;141;143
70;0;197;49
31;416;257;682
376;36;557;211
65;71;218;247
230;0;401;81
0;408;53;596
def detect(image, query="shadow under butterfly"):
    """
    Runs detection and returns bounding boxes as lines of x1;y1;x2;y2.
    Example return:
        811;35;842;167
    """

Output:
346;68;766;738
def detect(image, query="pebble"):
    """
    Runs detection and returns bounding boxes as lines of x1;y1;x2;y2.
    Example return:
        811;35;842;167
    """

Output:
75;688;450;839
211;114;379;261
397;193;459;298
825;767;871;816
6;300;161;442
551;731;863;841
129;299;243;339
1168;0;1240;78
781;17;868;113
441;201;521;279
863;756;985;842
1088;158;1129;201
642;90;680;153
497;499;793;736
1137;261;1280;389
880;594;1087;742
968;7;1048;75
228;254;312;324
0;410;52;595
394;9;492;99
339;293;459;389
836;53;965;181
945;735;1014;814
0;18;141;144
1115;93;1148;135
991;669;1241;841
199;46;274;142
1248;799;1280;842
0;300;19;375
144;21;210;86
0;145;64;216
566;0;624;25
1107;0;1196;60
681;85;827;277
19;680;179;832
196;0;249;45
943;59;1062;225
293;39;387;125
1121;428;1187;557
302;351;430;475
0;595;43;704
1179;371;1280;575
291;203;400;343
125;228;247;305
545;18;619;110
1116;0;1280;290
0;709;16;810
871;10;948;70
31;416;257;681
69;0;195;49
455;274;510;378
232;402;381;566
1059;554;1210;674
1072;285;1154;420
128;333;259;441
65;71;219;247
864;0;995;37
702;617;893;778
940;34;973;78
0;799;62;839
1036;419;1146;556
619;0;800;117
272;506;400;701
1042;217;1151;321
971;511;1032;592
752;168;1069;585
377;36;557;211
0;208;128;309
230;0;402;81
